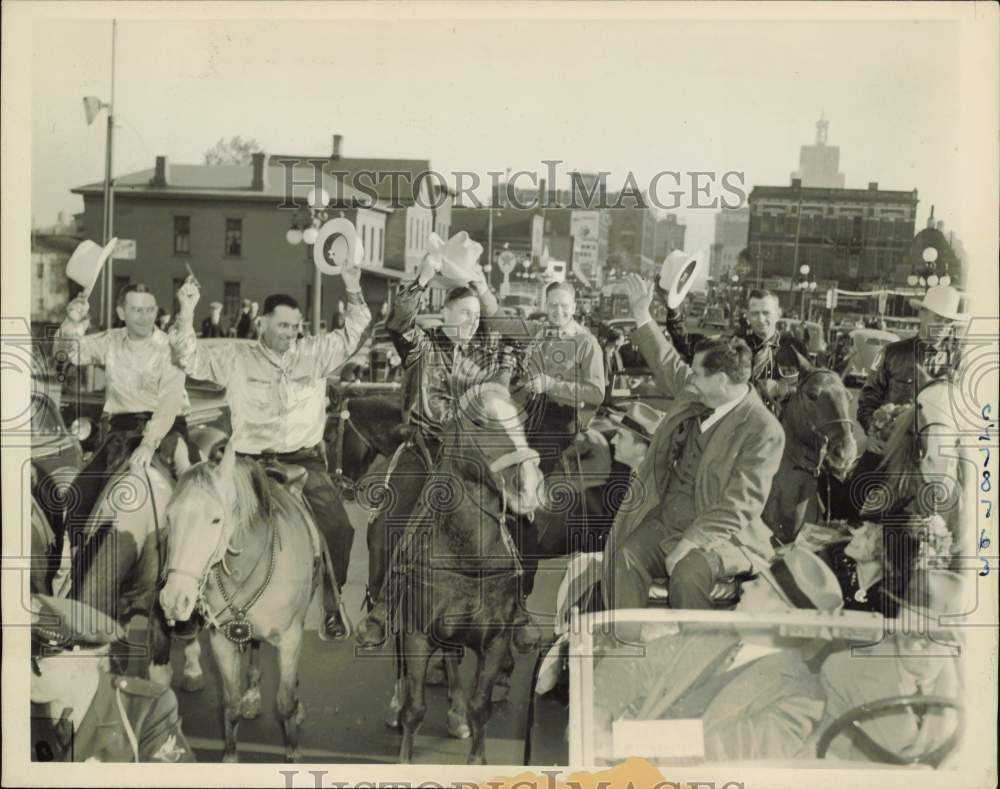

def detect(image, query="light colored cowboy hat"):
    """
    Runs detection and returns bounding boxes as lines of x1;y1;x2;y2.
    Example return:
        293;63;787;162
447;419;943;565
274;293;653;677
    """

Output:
608;401;665;444
658;250;705;309
313;218;364;276
66;238;118;299
426;231;484;289
908;285;970;322
758;546;844;612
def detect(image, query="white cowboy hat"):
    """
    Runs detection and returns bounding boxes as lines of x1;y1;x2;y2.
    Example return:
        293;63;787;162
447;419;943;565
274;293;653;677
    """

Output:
313;218;364;276
66;238;118;299
758;547;844;612
426;231;484;289
658;250;705;310
608;401;665;443
908;285;969;322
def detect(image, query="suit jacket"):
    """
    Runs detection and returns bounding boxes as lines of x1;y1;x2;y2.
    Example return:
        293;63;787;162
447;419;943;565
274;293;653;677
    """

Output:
602;321;783;604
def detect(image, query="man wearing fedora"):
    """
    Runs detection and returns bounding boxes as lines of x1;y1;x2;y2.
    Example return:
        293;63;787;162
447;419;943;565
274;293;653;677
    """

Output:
357;238;508;648
609;401;663;475
171;270;370;640
30;594;194;762
858;284;968;446
601;274;784;612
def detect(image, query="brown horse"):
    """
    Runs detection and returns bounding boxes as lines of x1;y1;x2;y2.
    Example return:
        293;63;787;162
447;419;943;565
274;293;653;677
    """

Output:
762;362;859;545
394;383;545;764
158;444;319;762
324;391;407;499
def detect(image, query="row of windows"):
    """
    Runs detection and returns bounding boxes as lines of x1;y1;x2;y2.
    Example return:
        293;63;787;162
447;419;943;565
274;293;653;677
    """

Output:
173;216;242;257
358;224;384;264
754;214;912;240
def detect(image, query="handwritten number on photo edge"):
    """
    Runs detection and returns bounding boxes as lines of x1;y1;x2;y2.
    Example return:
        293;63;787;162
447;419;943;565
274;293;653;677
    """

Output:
981;470;992;493
982;500;993;519
980;559;990;577
980;447;991;467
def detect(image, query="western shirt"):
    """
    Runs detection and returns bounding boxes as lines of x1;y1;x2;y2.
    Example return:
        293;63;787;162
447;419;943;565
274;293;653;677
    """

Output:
169;299;370;454
54;325;189;448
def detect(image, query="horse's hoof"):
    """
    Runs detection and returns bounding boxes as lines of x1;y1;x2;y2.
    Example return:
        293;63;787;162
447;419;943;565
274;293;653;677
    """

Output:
385;709;401;730
241;689;262;720
222;752;239;764
446;710;471;740
181;672;205;693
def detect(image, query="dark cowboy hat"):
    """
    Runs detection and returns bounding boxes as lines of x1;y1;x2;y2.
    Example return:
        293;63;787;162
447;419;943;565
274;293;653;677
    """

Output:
608;401;665;444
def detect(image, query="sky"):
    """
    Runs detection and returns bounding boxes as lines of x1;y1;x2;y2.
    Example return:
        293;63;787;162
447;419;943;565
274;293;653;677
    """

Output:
31;14;968;258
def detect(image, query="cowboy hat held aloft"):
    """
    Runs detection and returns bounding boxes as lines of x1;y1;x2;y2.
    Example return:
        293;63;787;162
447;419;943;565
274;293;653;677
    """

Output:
66;238;119;300
313;218;365;276
426;231;485;289
908;285;970;322
658;250;706;310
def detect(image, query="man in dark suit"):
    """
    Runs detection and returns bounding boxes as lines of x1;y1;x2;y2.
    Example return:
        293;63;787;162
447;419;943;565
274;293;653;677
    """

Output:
30;595;194;763
602;275;784;612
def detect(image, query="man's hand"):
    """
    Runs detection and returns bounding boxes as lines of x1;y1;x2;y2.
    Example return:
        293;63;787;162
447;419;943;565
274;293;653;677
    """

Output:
664;538;698;576
417;253;441;286
624;274;654;324
468;264;488;289
342;261;363;294
129;442;156;474
525;373;553;395
176;276;200;317
66;295;90;324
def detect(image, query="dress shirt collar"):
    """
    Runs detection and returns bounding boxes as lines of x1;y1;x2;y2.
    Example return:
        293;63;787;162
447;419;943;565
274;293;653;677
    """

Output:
701;384;750;432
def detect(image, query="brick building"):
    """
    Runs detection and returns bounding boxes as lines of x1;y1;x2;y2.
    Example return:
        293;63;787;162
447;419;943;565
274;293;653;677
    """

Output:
747;178;918;311
607;190;657;276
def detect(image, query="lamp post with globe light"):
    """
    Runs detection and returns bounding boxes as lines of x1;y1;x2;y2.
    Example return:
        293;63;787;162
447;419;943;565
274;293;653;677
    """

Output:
797;263;818;320
907;246;951;291
285;187;330;336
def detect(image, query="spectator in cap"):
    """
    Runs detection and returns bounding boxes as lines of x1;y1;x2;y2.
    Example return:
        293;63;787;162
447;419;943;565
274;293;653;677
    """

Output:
30;594;194;763
200;301;227;338
608;401;663;471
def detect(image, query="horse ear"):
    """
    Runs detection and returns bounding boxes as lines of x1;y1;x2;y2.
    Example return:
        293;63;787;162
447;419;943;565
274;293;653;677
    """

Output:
246;462;274;520
794;346;815;373
218;439;237;480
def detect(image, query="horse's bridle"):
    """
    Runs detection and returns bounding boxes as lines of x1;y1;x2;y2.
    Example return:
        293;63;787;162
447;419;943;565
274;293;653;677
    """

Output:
791;367;856;477
330;396;376;493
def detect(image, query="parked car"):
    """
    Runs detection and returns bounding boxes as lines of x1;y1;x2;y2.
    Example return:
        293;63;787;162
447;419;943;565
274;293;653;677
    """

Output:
840;328;899;386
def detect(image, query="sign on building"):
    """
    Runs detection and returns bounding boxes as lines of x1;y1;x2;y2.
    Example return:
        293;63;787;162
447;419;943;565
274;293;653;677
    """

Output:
113;239;136;260
531;215;545;259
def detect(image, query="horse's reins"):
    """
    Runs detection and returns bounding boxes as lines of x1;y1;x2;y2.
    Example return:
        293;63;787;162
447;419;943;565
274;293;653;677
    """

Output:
788;368;855;478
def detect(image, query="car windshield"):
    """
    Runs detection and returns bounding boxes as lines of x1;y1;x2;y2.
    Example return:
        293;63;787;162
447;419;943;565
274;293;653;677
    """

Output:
570;609;963;770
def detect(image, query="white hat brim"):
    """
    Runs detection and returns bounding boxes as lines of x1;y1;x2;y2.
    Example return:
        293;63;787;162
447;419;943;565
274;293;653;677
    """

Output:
313;218;361;276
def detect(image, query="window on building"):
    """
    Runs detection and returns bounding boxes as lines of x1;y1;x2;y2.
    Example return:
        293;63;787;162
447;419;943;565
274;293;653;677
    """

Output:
223;281;241;319
225;219;242;256
174;216;191;255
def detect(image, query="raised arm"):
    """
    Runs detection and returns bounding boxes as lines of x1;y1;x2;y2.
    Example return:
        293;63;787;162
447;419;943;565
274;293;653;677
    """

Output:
387;256;437;365
53;295;111;367
625;274;694;398
168;278;235;387
312;266;372;378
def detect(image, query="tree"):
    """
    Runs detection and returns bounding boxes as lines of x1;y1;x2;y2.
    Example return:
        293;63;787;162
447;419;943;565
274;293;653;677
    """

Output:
203;136;262;166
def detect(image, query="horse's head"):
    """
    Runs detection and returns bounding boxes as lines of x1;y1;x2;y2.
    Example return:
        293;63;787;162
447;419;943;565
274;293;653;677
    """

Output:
453;383;545;515
159;442;256;622
789;362;858;478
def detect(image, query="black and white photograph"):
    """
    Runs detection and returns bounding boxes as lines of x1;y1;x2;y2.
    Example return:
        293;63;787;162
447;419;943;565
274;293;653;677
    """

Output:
2;2;997;787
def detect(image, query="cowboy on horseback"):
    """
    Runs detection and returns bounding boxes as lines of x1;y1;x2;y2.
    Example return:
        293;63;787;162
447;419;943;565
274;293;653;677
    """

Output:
56;282;199;541
357;235;506;648
170;267;370;640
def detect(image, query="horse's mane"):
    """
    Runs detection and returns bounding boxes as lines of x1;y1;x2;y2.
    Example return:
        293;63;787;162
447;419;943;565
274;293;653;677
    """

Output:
171;459;262;536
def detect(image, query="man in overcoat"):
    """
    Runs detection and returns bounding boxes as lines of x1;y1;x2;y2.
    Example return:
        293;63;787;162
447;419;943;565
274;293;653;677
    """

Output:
601;275;784;611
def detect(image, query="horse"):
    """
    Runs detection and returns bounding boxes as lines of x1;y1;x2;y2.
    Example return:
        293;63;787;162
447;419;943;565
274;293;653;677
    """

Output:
762;362;859;546
324;390;407;499
157;442;320;763
393;382;546;764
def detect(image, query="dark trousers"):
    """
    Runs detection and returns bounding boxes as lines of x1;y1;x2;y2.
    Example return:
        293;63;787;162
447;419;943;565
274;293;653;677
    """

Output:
243;444;354;589
66;413;196;533
610;513;723;610
366;438;439;599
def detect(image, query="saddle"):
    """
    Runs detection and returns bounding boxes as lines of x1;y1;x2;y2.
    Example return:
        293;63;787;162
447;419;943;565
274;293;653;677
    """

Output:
259;459;308;497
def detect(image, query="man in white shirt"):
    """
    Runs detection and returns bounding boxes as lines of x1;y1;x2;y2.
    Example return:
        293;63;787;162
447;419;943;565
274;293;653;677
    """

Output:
56;283;193;533
171;267;370;639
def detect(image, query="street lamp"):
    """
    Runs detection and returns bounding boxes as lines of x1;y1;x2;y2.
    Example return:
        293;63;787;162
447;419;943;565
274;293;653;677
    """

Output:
908;245;949;291
83;21;117;329
286;187;331;335
797;263;817;319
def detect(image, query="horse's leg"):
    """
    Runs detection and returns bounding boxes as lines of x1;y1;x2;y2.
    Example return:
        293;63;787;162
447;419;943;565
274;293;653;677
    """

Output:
492;645;516;702
466;635;511;765
444;648;470;740
147;598;174;688
241;641;263;719
275;624;306;763
209;630;244;763
181;636;205;693
398;633;433;764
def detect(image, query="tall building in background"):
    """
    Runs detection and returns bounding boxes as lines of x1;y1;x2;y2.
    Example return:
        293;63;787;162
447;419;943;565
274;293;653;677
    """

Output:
791;115;845;189
709;206;749;278
653;213;686;262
